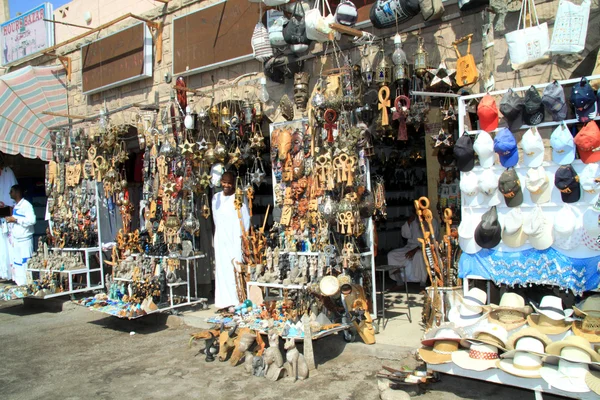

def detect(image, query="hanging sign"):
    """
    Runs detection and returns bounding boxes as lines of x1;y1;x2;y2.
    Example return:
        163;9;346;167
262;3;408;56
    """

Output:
0;3;54;65
81;22;153;95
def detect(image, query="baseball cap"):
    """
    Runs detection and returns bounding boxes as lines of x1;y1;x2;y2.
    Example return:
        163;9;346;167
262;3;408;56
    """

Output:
478;94;499;132
550;123;575;165
494;128;519;168
522;206;553;250
574;121;600;164
478;169;502;207
525;166;552;204
570;77;598;123
542;81;567;121
498;168;523;207
474;206;502;249
499;88;524;129
521;127;545;167
454;134;475;172
579;163;600;195
502;207;528;248
460;171;479;206
473;130;495;168
582;202;600;250
553;204;582;251
523;86;545;126
554;164;581;203
458;208;482;254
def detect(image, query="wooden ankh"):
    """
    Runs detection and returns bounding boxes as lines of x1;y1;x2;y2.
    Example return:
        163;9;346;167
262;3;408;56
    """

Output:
392;95;411;140
378;86;391;126
324;109;338;143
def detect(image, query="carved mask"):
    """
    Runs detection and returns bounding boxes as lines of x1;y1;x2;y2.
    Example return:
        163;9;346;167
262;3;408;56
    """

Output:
278;129;292;160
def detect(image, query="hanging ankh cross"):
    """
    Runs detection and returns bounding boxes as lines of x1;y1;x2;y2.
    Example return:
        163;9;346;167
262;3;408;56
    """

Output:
392;95;411;141
324;109;338;143
378;86;391;126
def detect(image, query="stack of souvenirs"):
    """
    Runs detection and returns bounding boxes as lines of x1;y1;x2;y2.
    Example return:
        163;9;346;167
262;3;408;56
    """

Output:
420;290;600;395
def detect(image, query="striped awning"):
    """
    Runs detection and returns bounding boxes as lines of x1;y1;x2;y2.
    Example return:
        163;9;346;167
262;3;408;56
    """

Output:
0;65;68;161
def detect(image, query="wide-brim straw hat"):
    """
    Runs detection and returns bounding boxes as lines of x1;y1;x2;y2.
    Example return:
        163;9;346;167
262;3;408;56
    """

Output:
421;323;465;347
460;322;508;351
487;312;528;331
540;366;591;393
546;335;600;362
506;327;552;351
573;296;600;318
486;293;532;331
585;371;600;395
448;306;490;328
527;314;572;335
452;342;500;371
572;319;600;343
418;340;460;364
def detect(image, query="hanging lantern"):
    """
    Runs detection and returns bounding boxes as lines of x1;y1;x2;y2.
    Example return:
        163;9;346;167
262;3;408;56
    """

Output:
242;100;253;125
375;47;391;86
220;106;230;131
209;105;220;126
414;35;428;78
361;44;378;86
254;102;263;123
341;66;354;103
392;34;408;82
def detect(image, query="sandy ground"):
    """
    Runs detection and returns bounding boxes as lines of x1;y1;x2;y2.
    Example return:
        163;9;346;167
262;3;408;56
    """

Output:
0;298;570;400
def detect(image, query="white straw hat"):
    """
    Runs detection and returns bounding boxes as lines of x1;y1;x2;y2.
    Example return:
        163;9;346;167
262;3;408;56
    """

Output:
452;342;500;371
448;288;489;327
531;296;573;321
460;171;479;206
502;207;528;248
473;130;495;168
522;207;553;250
460;321;508;350
525;167;552;204
478;169;502;207
521;127;545;168
498;334;550;378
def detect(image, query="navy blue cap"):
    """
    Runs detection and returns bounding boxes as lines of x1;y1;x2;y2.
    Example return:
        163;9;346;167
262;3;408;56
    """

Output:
571;77;598;123
493;128;519;168
554;164;581;204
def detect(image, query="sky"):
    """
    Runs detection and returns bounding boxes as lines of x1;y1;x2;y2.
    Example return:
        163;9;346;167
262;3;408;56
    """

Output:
8;0;71;18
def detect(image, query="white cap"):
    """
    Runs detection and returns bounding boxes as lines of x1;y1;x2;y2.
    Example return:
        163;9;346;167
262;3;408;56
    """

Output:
473;131;495;168
521;127;545;168
459;208;482;254
460;171;479;206
550;123;575;165
523;207;553;250
580;163;600;194
525;167;552;204
582;206;600;238
553;205;582;251
478;169;502;207
502;207;528;248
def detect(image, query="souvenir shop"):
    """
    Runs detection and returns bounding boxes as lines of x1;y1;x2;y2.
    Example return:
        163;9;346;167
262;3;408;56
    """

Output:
1;0;600;391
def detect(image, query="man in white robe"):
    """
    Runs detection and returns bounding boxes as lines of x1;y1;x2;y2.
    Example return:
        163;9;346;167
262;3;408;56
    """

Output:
6;185;35;286
212;172;250;309
0;165;17;280
387;212;440;288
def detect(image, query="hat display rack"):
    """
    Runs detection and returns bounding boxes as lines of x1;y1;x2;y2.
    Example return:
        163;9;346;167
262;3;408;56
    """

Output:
455;73;600;296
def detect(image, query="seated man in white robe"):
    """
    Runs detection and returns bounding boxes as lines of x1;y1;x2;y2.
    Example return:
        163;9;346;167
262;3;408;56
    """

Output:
387;211;440;289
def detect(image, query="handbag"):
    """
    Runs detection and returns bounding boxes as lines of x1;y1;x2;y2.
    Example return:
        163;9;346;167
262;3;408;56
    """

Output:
419;0;444;21
458;0;488;11
549;0;590;54
252;21;274;62
369;0;420;29
505;0;550;70
305;0;333;42
335;0;358;26
283;2;310;45
453;34;478;87
269;16;288;47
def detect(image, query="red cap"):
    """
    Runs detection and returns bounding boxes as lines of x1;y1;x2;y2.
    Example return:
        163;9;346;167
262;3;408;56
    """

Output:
477;94;499;132
575;121;600;164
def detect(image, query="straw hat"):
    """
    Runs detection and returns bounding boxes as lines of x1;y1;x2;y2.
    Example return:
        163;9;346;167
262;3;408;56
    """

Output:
448;288;489;327
486;293;532;331
418;324;464;365
527;314;572;335
585;370;600;395
460;322;508;351
452;342;501;371
572;296;600;342
573;296;600;318
541;336;600;393
421;323;465;347
498;333;551;378
530;295;573;320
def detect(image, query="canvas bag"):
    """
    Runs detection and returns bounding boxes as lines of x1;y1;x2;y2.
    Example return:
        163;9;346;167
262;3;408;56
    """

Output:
305;0;333;42
252;21;274;62
419;0;444;21
549;0;590;54
505;0;550;71
269;16;289;47
283;2;311;45
369;0;420;30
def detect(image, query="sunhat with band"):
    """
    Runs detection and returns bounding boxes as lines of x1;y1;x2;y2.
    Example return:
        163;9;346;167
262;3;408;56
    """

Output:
498;328;552;379
572;296;600;343
418;324;465;364
487;292;532;331
527;296;573;335
448;288;489;328
531;295;574;320
460;321;509;351
452;324;505;371
541;336;600;393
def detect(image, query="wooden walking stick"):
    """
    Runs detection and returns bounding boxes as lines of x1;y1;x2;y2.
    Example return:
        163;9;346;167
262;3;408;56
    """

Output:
443;209;453;287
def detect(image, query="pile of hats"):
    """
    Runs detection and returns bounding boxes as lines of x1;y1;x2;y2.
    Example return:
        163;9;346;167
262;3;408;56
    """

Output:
418;290;600;394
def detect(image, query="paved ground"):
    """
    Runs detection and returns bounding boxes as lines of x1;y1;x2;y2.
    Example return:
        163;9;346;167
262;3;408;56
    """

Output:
0;296;570;400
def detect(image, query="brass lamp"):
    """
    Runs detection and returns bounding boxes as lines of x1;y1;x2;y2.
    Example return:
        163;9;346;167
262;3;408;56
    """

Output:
414;35;428;78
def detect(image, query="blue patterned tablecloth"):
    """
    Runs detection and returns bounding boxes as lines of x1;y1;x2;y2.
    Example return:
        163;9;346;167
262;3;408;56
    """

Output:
459;248;600;295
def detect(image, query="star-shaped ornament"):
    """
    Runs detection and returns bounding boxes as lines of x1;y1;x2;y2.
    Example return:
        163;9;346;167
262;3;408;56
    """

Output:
197;138;208;151
228;147;243;169
179;141;195;156
428;61;456;87
250;133;265;151
442;104;457;121
431;129;454;148
163;182;176;195
250;169;266;186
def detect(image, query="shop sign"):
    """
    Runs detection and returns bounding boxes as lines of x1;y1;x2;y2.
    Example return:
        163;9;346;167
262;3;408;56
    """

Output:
172;0;259;76
81;22;153;95
0;3;54;65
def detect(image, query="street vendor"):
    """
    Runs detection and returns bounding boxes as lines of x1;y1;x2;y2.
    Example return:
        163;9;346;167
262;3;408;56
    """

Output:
5;185;35;286
387;210;440;290
212;172;250;310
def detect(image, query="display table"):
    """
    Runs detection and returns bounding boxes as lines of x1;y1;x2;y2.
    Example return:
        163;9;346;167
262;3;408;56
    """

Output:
428;362;598;400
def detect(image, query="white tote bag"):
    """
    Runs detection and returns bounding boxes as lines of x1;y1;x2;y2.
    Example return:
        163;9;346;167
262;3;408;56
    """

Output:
549;0;590;54
505;0;550;71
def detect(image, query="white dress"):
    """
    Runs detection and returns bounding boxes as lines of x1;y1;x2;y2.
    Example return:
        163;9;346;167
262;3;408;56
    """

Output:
387;219;440;285
211;192;250;308
0;166;17;280
10;198;36;286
